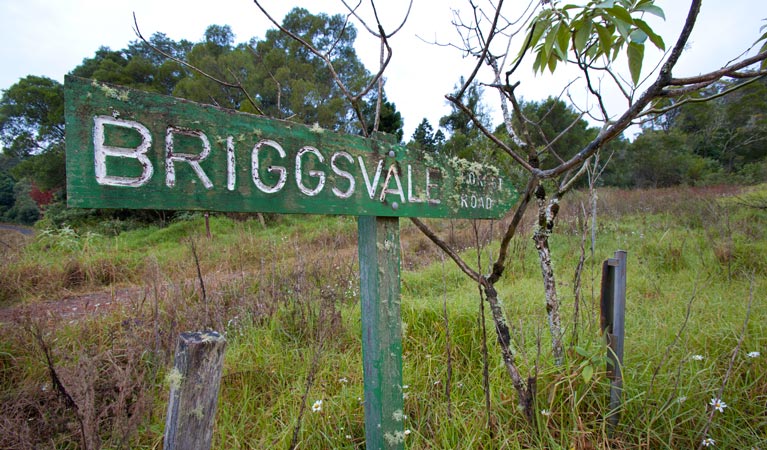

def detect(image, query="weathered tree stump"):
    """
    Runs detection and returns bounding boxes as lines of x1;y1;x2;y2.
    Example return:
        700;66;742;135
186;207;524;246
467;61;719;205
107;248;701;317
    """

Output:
164;331;227;450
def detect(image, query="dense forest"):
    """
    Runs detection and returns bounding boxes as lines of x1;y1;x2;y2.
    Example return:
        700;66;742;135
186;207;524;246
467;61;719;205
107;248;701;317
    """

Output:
1;7;765;226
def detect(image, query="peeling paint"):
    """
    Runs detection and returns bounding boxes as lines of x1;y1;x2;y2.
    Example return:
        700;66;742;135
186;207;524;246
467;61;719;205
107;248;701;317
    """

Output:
384;431;406;445
92;80;129;101
392;409;406;422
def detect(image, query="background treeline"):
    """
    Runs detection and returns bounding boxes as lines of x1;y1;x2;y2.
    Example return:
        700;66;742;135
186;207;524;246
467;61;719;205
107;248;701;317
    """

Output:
1;7;765;226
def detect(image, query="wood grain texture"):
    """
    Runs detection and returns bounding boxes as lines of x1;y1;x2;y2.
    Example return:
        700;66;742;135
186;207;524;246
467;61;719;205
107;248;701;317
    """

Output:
358;216;405;449
164;331;227;450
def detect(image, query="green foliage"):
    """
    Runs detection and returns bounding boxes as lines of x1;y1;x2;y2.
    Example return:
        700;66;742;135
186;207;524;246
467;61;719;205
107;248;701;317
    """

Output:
604;77;767;188
524;0;666;85
408;118;443;152
362;93;404;141
2;179;40;224
10;144;65;192
0;75;64;159
246;8;372;132
438;79;491;159
0;170;14;216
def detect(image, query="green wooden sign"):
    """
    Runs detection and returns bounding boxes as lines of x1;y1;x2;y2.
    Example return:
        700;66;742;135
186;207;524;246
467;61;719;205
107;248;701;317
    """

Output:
64;76;517;218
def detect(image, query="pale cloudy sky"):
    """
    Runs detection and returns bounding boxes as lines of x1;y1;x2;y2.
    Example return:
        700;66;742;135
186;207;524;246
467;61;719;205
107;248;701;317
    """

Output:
1;0;765;138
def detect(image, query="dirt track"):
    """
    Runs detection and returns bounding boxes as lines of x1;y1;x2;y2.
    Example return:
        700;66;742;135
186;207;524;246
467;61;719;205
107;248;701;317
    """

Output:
0;223;34;235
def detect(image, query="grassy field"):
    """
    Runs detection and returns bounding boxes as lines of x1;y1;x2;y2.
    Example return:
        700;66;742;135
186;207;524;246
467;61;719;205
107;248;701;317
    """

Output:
0;185;765;449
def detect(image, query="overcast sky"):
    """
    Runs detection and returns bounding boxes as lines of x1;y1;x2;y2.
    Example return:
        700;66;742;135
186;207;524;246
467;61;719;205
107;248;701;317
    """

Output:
1;0;765;138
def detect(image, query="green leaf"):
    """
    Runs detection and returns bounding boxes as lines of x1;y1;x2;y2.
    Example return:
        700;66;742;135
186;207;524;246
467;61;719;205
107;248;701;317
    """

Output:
612;40;622;61
544;22;562;58
516;17;548;62
582;364;594;383
595;23;613;57
595;0;615;8
555;22;571;59
575;345;590;358
605;5;634;25
533;47;547;73
635;3;666;20
634;18;665;50
628;41;645;85
574;19;593;53
547;51;559;72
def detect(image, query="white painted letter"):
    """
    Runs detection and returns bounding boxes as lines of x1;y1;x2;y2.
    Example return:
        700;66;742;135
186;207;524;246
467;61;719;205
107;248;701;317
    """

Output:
295;146;326;196
252;139;287;194
359;157;384;199
331;151;355;199
226;136;236;191
93;115;153;187
165;127;213;189
379;164;405;203
407;165;424;203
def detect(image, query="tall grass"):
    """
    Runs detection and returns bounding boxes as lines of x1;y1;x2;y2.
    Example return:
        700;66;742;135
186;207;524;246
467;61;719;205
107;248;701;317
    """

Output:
1;185;765;448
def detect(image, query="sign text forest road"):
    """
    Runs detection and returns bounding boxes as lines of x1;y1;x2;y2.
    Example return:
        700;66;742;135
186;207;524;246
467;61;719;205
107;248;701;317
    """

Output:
65;76;518;219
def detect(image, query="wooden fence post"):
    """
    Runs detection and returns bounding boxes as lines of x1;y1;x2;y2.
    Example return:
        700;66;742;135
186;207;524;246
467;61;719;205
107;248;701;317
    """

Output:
164;331;227;450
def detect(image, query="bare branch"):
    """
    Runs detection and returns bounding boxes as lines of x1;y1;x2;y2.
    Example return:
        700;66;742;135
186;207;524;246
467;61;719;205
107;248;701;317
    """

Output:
538;112;587;166
488;177;537;284
669;50;767;86
557;159;589;195
341;0;413;38
640;75;766;117
410;218;483;285
456;0;505;100
447;94;534;171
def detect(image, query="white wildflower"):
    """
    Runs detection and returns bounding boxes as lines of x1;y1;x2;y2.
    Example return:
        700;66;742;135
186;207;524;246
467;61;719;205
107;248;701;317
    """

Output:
709;397;727;413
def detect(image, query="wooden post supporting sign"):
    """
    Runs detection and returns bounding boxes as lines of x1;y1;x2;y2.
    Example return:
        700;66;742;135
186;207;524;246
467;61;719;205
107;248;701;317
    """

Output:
64;77;519;448
359;216;405;448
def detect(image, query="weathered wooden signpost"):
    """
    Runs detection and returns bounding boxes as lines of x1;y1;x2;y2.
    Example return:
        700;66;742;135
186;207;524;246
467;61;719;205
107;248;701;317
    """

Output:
65;76;518;449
